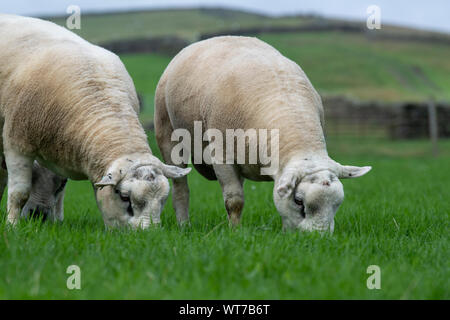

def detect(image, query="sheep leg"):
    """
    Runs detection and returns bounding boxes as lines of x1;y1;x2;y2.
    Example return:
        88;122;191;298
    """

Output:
213;164;244;226
54;184;66;222
159;139;190;225
0;157;7;203
172;173;189;226
0;121;5;202
4;150;33;225
155;111;190;226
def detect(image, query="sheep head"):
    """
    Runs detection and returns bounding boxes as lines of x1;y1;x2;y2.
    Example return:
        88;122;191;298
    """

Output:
273;157;371;233
94;154;190;229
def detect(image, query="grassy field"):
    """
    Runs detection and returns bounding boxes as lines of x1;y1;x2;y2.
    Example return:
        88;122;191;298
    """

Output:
0;136;448;299
0;8;448;300
259;32;450;101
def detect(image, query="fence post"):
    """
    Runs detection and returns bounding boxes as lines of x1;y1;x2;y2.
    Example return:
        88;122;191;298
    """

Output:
427;98;439;157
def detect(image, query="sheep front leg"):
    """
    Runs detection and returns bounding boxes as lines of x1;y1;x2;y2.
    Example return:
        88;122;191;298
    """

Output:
171;175;190;225
160;142;190;225
156;127;190;225
0;157;7;203
213;164;244;226
53;184;67;222
4;150;33;225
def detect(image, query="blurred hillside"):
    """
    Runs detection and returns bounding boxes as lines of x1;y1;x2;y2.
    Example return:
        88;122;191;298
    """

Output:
46;8;450;103
47;8;318;42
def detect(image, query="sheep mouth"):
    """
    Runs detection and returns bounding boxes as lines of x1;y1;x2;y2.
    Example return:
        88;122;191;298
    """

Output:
297;215;333;233
25;207;51;221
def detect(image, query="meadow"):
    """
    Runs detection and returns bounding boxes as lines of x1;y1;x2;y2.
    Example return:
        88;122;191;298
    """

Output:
0;10;449;299
0;134;448;299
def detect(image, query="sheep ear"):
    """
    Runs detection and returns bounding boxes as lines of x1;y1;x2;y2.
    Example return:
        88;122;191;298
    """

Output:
338;165;372;179
94;173;118;188
161;164;191;179
276;170;298;198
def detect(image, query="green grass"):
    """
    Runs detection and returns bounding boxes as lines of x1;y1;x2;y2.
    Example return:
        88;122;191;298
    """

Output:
259;32;450;101
120;54;171;123
0;136;448;299
1;10;449;299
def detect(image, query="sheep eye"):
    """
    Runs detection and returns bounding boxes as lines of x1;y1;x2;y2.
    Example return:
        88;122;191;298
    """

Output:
119;193;130;202
294;197;303;207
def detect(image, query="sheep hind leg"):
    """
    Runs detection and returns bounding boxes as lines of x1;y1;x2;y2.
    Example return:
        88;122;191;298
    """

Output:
4;150;33;225
213;164;244;227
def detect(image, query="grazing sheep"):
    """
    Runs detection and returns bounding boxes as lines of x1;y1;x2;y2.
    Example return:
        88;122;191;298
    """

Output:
0;14;190;228
1;154;67;222
19;161;67;222
155;36;371;232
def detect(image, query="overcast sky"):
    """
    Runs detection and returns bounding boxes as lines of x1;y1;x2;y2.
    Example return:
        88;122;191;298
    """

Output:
1;0;449;33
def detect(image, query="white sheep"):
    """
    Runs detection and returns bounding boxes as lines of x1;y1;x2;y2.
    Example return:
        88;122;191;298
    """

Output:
0;14;190;228
0;155;68;222
155;36;371;232
20;161;68;222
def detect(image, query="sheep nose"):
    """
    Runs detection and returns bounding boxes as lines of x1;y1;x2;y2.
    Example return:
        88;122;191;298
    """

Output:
29;206;48;221
322;180;330;186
